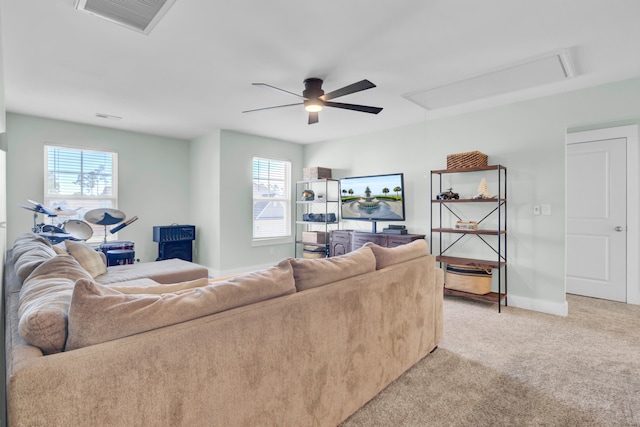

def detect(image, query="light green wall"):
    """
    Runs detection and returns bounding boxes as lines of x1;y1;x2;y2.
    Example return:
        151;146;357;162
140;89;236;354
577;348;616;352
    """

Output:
3;78;640;315
189;130;304;275
305;77;640;315
189;130;221;270
4;113;191;262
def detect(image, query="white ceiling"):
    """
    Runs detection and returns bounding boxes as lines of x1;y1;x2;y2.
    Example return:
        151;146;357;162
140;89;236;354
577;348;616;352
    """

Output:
3;0;640;144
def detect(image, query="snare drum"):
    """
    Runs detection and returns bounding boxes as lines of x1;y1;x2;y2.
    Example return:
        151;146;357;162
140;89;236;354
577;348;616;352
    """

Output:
63;220;94;241
99;241;135;255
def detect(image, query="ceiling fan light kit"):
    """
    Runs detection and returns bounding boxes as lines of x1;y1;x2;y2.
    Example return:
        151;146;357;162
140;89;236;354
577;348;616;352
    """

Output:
243;78;382;125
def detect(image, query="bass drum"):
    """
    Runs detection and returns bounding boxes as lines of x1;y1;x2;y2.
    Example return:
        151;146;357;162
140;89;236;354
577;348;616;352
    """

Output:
63;220;94;241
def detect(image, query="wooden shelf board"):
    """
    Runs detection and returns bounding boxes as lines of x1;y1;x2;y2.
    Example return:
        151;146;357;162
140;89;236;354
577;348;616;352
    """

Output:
432;228;506;235
296;241;328;247
444;288;507;303
432;198;506;203
436;256;506;269
296;221;339;225
431;165;506;174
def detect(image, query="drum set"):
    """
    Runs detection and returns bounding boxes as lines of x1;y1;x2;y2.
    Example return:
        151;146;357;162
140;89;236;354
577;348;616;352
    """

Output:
20;200;139;266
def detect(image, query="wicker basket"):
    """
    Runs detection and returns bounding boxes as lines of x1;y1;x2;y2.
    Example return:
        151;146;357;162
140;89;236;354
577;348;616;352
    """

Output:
447;151;488;169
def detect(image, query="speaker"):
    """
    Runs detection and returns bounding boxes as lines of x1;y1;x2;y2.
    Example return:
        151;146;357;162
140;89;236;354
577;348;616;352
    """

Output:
157;241;193;262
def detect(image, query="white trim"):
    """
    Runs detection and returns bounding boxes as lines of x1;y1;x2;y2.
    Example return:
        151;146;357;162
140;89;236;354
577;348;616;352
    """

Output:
566;124;639;305
251;236;294;247
508;294;568;316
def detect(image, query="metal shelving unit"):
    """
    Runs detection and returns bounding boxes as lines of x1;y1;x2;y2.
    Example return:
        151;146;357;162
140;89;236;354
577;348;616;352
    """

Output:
295;179;340;258
430;165;507;312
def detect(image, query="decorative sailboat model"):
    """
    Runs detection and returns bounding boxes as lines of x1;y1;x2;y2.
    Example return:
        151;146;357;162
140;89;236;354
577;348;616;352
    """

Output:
473;178;492;199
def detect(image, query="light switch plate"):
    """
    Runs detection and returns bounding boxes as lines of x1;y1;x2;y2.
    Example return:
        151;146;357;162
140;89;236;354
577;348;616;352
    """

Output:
541;204;551;216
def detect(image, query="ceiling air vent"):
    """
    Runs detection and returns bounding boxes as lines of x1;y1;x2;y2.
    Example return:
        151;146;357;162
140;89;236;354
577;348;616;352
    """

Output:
75;0;176;35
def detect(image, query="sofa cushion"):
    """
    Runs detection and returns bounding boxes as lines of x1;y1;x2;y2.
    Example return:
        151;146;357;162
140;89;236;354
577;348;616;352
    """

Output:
12;233;57;283
363;239;429;270
64;240;107;278
95;258;209;285
110;277;208;294
18;254;94;354
66;259;295;350
289;246;376;292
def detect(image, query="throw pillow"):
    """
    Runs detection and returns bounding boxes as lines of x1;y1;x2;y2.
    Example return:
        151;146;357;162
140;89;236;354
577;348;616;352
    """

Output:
18;254;94;354
66;259;295;350
65;240;107;278
363;239;429;270
12;233;57;283
289;246;376;292
52;243;68;255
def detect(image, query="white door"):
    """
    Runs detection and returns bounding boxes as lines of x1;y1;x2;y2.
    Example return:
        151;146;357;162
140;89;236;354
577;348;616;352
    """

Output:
566;138;626;302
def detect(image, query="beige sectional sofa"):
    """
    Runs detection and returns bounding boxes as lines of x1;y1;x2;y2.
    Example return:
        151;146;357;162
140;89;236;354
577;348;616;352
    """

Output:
4;233;443;426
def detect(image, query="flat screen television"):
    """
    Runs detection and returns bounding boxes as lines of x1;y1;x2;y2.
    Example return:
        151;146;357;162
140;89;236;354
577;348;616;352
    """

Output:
339;173;405;233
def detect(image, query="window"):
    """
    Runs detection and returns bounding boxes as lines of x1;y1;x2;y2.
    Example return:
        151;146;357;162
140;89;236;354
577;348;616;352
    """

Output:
252;157;291;242
44;145;118;243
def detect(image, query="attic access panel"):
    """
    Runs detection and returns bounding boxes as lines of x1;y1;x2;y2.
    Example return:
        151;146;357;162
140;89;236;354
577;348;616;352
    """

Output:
405;50;576;110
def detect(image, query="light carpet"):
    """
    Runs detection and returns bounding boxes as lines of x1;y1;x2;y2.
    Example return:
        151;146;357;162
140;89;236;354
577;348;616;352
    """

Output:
341;294;640;426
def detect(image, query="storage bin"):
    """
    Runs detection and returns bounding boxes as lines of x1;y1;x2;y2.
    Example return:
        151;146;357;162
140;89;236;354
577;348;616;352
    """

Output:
447;151;488;169
445;264;492;295
302;231;328;244
303;167;332;179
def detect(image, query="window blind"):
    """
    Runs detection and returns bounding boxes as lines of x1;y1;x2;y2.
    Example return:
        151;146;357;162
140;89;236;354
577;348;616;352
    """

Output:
44;145;118;242
252;157;291;239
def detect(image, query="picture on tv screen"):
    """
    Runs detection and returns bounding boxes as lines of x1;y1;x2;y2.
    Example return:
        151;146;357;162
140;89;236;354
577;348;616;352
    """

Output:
339;173;405;221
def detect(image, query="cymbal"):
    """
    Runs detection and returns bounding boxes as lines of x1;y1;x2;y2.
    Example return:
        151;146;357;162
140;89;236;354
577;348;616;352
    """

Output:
18;204;39;212
84;208;126;225
20;201;58;216
52;207;77;216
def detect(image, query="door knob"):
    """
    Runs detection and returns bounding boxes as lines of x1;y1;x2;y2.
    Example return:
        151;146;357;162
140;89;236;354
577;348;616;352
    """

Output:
615;226;624;232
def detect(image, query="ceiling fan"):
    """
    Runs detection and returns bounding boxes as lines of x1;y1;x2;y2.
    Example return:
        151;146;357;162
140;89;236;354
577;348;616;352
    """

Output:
242;78;383;124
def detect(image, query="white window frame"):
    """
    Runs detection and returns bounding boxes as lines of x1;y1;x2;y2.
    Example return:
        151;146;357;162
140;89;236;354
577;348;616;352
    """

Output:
252;157;292;246
44;144;118;243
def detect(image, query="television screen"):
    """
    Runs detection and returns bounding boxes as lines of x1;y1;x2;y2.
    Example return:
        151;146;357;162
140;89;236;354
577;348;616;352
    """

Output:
339;173;405;222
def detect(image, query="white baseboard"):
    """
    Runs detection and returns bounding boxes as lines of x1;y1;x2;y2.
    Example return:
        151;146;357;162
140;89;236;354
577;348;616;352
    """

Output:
507;294;568;317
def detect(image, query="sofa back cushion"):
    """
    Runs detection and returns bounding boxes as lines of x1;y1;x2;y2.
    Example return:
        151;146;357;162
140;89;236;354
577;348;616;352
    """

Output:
363;239;429;270
66;259;295;350
290;246;376;292
18;254;94;354
12;233;57;283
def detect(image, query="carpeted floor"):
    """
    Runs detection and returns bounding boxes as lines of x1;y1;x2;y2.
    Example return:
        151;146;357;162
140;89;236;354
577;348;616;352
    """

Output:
341;294;640;426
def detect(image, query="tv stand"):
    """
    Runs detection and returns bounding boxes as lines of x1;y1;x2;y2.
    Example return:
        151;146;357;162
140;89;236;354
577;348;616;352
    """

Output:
329;230;425;257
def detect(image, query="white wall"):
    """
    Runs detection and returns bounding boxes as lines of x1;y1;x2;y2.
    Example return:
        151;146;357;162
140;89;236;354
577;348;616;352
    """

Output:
305;77;640;316
5;113;191;262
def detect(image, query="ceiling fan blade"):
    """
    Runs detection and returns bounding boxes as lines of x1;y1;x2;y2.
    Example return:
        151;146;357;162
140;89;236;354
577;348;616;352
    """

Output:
321;79;376;101
308;112;319;125
324;101;383;114
252;83;304;99
242;103;303;113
